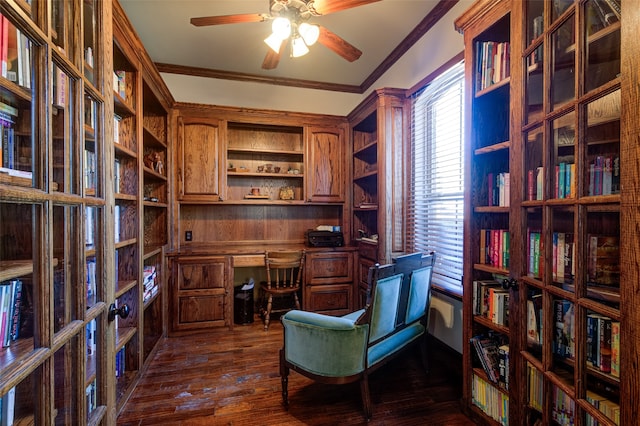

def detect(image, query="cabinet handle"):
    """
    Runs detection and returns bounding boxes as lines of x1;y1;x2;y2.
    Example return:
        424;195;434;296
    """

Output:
501;278;518;290
108;303;131;321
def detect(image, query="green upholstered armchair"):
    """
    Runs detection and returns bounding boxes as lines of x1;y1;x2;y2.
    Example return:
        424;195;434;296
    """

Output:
280;253;435;419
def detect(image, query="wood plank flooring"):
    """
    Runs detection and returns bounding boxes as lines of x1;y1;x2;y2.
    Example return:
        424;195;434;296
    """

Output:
117;319;476;425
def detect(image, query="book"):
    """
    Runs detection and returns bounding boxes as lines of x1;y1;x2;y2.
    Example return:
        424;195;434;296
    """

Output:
8;280;21;342
610;320;620;377
498;344;509;390
554;300;574;359
470;335;501;383
599;316;612;373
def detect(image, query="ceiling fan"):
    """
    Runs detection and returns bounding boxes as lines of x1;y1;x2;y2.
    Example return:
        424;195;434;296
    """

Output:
190;0;381;69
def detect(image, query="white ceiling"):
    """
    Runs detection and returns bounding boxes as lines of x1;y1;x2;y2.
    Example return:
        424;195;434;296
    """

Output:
118;0;442;88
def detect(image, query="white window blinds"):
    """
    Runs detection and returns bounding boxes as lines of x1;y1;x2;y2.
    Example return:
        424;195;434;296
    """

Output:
408;61;465;292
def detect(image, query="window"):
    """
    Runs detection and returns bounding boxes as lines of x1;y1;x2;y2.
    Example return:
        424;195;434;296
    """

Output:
408;61;465;293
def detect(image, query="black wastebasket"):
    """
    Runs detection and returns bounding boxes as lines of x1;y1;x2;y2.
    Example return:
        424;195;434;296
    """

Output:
234;285;254;325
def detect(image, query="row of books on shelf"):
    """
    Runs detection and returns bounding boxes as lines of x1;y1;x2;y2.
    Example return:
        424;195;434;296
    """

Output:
528;362;620;425
479;229;509;270
471;374;508;426
143;265;158;303
0;279;22;348
487;172;509;207
0;14;32;89
472;280;509;326
588;156;620;196
586;313;620;377
115;346;126;378
530;231;617;286
470;333;509;390
475;40;510;92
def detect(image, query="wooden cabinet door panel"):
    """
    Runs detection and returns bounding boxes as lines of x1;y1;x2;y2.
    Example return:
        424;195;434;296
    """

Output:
178;294;225;324
306;126;345;203
306;251;353;285
177;116;224;201
178;262;226;290
306;285;352;315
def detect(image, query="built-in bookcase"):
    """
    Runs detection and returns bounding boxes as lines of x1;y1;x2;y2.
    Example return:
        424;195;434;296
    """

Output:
112;1;172;411
457;0;638;425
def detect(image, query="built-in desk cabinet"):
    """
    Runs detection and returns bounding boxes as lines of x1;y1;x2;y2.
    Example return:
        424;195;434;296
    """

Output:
305;251;354;315
170;255;233;333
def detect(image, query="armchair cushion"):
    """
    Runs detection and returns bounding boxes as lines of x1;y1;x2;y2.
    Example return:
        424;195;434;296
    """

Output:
282;310;369;377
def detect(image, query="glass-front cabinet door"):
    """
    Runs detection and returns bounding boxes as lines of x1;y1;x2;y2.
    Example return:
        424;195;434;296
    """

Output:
518;1;621;425
0;0;110;424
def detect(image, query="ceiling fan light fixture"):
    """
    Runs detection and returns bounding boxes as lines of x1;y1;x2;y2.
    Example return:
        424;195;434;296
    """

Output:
298;22;319;46
271;17;291;39
264;32;284;53
291;36;309;57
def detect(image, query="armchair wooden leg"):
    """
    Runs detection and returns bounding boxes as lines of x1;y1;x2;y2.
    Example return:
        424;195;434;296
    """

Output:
280;349;290;409
360;374;372;420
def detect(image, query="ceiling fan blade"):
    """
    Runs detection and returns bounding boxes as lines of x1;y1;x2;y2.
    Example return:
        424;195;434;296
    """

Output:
190;13;267;27
317;26;362;62
262;40;287;70
309;0;381;15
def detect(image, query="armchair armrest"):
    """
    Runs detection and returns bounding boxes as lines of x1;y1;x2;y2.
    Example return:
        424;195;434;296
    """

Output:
281;310;369;377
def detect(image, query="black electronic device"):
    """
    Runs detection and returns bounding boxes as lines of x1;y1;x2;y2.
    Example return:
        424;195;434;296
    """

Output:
306;230;344;247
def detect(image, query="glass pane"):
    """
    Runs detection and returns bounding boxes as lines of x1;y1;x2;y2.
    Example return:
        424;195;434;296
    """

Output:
584;0;620;92
552;0;574;22
83;0;97;85
525;286;543;358
526;362;543;415
0;202;37;357
551;207;576;291
524;126;543;201
552;297;575;362
84;95;98;196
51;0;70;55
54;336;80;425
2;369;38;424
586;90;620;196
586;210;620;308
1;16;35;189
526;207;543;280
53;204;80;333
85;317;99;420
552;112;576;200
52;63;77;194
525;48;544;124
551;15;576;108
527;1;544;47
85;206;100;308
551;383;575;424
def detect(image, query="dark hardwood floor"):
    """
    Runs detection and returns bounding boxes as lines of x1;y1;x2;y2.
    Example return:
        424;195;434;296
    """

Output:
117;318;476;425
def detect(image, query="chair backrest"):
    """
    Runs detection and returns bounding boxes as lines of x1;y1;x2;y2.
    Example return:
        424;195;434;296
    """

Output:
264;250;305;290
394;252;435;327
